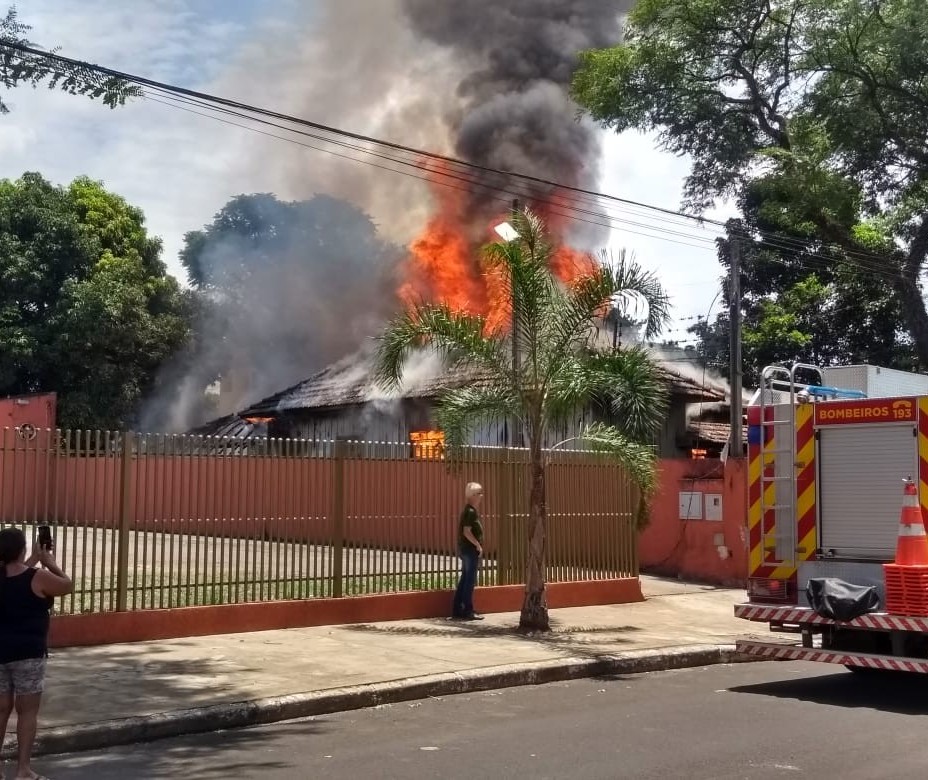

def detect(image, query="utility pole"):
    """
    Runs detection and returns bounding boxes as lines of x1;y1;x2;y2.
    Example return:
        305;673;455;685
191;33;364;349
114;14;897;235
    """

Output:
511;198;523;449
729;235;744;458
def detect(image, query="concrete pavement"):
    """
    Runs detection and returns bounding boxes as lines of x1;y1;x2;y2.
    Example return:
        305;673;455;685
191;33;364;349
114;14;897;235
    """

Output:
2;576;785;758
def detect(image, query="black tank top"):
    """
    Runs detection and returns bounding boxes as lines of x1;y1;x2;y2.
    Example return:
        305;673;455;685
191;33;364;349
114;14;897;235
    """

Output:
0;568;52;663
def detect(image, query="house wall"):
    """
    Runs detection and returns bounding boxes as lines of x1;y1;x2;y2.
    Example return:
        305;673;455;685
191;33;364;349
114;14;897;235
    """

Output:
638;458;749;586
0;393;56;430
657;402;688;459
278;394;695;457
279;401;428;443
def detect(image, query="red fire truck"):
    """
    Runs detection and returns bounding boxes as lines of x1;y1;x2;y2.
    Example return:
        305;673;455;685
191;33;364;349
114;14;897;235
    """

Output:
735;363;928;673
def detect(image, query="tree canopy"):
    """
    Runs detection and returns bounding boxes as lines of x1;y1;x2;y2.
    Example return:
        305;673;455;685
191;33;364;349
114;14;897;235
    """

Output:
573;0;928;368
376;208;670;631
1;5;138;115
0;173;191;429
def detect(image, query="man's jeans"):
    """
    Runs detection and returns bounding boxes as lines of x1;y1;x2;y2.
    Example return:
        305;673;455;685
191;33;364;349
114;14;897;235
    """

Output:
453;548;480;617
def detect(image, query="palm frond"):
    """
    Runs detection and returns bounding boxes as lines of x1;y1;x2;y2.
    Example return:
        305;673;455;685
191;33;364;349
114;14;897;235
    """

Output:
375;304;508;390
543;352;601;424
580;421;660;528
541;251;671;387
545;346;667;441
587;347;669;441
597;249;671;340
542;261;621;362
434;384;521;459
579;422;659;495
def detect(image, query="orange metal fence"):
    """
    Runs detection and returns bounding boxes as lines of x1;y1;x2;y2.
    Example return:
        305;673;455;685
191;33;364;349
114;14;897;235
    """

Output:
0;429;639;614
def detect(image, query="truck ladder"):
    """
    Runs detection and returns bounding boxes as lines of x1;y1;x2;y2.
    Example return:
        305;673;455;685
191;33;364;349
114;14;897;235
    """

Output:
757;364;824;564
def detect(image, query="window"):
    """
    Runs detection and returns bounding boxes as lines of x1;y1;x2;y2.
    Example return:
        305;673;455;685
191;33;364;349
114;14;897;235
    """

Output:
410;430;445;460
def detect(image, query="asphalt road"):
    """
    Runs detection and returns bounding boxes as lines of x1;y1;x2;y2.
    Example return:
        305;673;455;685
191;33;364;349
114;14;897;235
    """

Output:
35;662;928;779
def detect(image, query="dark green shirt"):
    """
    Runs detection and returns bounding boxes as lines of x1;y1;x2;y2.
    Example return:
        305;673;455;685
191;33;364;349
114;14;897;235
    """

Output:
458;504;483;554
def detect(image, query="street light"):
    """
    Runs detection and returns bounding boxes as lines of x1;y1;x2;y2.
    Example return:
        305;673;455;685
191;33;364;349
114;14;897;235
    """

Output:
493;214;523;447
494;221;519;242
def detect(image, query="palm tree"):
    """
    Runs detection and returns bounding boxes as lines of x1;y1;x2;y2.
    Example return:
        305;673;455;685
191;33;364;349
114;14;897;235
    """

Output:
376;208;670;631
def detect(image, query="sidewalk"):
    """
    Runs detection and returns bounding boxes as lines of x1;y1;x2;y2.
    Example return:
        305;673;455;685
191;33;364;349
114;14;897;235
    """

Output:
7;577;778;757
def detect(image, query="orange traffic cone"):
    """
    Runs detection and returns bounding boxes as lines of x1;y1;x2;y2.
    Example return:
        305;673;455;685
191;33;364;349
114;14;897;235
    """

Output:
893;477;928;566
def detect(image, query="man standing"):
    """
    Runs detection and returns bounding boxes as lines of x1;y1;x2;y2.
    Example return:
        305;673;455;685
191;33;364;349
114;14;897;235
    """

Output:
452;483;484;621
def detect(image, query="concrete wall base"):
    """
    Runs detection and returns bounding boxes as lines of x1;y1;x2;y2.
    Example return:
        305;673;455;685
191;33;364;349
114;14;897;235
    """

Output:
49;577;643;648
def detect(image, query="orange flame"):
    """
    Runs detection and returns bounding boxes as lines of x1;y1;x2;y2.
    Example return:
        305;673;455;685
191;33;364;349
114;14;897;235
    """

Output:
551;245;596;282
401;164;596;333
410;429;445;460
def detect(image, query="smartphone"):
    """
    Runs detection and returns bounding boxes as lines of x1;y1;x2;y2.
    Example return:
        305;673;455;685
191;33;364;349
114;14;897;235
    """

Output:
37;524;53;551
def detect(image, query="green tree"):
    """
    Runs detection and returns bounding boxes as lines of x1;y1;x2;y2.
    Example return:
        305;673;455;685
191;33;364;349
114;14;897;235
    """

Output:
1;5;138;115
0;172;191;429
376;208;670;631
690;209;912;386
572;0;928;366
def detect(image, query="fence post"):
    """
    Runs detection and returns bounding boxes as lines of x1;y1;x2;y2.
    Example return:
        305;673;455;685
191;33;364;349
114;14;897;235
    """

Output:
630;480;641;578
497;447;514;586
331;440;345;598
115;431;135;612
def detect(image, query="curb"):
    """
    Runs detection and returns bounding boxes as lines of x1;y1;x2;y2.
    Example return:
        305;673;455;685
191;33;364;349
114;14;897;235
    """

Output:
18;644;756;758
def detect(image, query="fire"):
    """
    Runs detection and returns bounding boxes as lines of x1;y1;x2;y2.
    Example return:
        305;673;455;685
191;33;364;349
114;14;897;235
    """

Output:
401;163;597;333
551;246;596;281
400;216;486;317
410;429;445;460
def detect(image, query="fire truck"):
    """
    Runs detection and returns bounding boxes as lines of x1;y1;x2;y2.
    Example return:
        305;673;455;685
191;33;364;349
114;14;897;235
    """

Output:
735;363;928;673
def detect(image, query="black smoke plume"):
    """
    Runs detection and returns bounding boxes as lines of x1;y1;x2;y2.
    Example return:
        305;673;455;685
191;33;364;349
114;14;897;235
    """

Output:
401;0;628;239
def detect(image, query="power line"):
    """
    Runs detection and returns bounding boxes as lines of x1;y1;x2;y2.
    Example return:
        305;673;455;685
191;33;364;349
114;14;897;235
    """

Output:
2;40;728;227
143;87;727;245
0;39;907;281
145;92;725;252
144;84;910;280
152;90;906;279
146;97;719;253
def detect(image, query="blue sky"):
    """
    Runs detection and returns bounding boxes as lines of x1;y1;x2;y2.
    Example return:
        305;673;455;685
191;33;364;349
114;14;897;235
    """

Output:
0;1;732;342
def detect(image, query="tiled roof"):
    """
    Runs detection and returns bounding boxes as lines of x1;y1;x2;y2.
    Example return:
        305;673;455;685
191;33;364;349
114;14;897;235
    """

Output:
681;420;748;446
239;345;726;418
187;414;267;439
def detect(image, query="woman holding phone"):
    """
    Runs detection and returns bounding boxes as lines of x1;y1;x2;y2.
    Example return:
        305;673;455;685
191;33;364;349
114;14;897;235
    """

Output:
0;527;72;780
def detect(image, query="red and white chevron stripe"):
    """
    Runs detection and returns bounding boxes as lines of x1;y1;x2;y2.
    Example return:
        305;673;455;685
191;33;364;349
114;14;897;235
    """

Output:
734;603;928;632
736;640;928;673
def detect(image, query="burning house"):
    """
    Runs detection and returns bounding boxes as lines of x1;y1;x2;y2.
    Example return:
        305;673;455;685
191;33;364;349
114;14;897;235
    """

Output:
199;345;727;459
173;3;720;449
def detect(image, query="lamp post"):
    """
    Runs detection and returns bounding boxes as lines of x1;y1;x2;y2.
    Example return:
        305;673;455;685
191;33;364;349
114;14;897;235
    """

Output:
494;200;522;448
